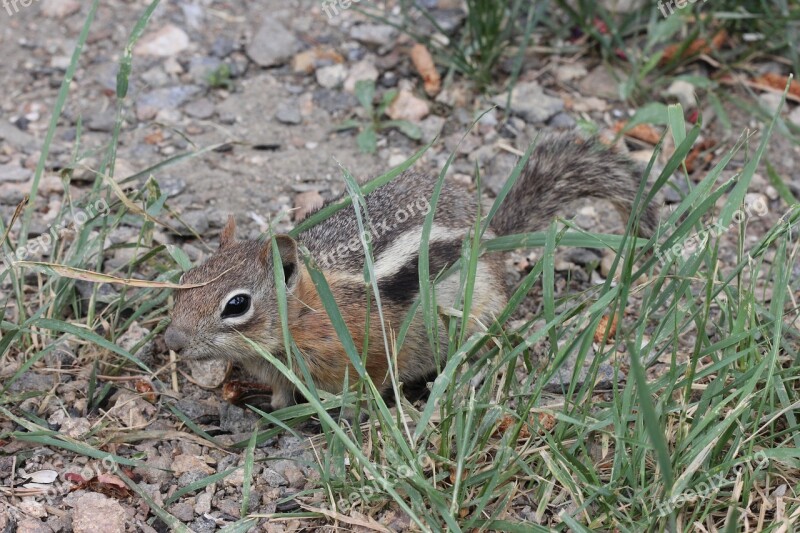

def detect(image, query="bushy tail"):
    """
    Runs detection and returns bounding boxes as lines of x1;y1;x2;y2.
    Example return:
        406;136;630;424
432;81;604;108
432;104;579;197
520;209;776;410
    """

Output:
491;134;659;237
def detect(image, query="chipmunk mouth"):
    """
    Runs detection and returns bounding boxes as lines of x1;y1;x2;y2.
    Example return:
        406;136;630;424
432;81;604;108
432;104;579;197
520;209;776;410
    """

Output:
186;342;254;363
188;352;216;361
177;347;222;362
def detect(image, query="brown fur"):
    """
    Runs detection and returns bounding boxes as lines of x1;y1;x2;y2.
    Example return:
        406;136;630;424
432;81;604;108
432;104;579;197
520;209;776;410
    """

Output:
165;133;658;410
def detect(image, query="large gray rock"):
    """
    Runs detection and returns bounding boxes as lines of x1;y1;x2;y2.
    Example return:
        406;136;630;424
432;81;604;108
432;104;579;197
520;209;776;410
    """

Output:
0;163;30;182
349;24;398;47
136;86;201;121
71;492;128;533
492;82;564;124
0;120;37;150
543;345;619;393
246;18;301;67
578;65;622;101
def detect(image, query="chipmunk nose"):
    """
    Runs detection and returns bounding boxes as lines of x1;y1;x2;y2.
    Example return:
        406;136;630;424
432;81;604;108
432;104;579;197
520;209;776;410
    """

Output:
165;326;188;352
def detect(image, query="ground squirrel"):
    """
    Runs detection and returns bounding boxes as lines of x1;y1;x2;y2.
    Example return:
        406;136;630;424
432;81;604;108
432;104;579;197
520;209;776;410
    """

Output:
165;134;659;410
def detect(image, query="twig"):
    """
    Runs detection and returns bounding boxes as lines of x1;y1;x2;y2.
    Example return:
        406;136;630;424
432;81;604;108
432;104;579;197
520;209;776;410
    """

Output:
169;349;179;393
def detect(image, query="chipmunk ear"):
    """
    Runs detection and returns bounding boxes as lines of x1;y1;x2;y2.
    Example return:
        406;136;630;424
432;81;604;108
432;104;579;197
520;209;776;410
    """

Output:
261;235;300;291
219;216;237;249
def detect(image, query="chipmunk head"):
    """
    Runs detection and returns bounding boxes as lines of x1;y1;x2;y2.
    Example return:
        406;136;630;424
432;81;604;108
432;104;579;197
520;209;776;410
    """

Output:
164;216;300;364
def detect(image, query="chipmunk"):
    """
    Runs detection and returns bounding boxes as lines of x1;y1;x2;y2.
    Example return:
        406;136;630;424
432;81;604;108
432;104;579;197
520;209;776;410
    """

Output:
165;134;659;410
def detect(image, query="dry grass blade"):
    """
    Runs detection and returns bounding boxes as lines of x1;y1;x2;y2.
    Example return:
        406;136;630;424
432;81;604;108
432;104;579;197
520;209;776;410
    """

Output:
0;197;28;249
299;505;393;533
13;261;236;288
84;163;183;234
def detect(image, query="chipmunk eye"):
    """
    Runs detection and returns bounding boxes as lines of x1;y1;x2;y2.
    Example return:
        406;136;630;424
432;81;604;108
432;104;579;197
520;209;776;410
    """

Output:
221;294;251;318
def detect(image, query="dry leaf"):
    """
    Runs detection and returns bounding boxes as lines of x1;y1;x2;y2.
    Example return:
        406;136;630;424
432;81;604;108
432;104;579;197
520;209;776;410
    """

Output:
449;467;465;485
752;72;800;101
594;315;618;343
717;73;800;104
293;190;324;222
613;121;662;145
410;43;441;96
661;29;727;64
685;139;717;173
26;470;58;484
144;130;164;145
135;380;157;403
65;473;133;499
222;380;273;405
494;412;556;438
495;415;526;438
291;47;345;74
537;412;557;432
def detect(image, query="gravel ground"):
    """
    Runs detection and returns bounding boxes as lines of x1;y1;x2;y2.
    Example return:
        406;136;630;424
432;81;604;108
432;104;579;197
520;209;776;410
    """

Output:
1;0;799;531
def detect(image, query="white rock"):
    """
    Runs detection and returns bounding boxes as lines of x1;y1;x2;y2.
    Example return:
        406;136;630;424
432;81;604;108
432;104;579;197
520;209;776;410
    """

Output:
50;56;71;70
386;90;430;122
765;185;779;201
349;24;397;47
665;80;697;109
744;193;770;217
758;92;784;115
571;96;608;113
316;64;348;89
555;63;587;83
135;24;190;57
60;416;92;439
188;358;229;388
18;499;47;518
72;493;127;533
788;106;800;127
195;492;212;515
344;60;379;93
388;153;410;167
